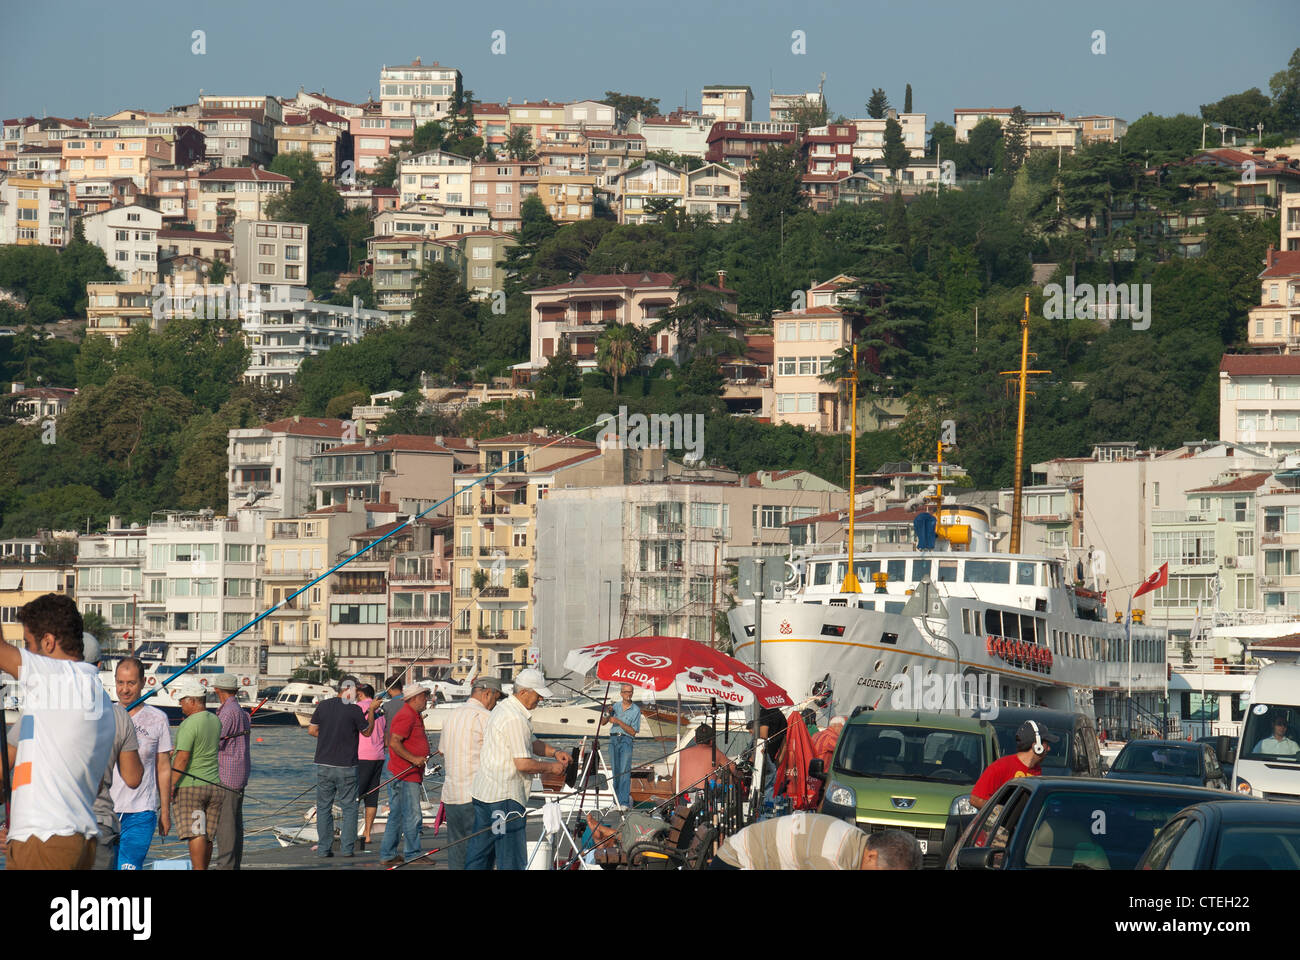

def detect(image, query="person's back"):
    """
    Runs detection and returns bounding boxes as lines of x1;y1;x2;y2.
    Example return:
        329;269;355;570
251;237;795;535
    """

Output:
676;743;727;792
311;696;365;766
175;708;220;788
716;813;867;870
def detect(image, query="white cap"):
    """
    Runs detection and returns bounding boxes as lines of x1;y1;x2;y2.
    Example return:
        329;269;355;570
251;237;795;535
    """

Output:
82;632;102;666
172;679;207;701
513;668;553;699
403;682;427;699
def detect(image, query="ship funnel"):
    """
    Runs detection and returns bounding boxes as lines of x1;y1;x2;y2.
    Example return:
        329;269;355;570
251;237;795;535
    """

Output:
935;505;989;551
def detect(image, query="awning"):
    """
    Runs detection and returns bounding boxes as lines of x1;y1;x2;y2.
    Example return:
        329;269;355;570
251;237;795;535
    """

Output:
0;572;22;590
493;481;526;494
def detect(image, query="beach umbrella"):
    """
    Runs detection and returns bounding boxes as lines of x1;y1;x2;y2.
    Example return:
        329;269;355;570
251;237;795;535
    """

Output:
774;710;820;810
564;635;793;710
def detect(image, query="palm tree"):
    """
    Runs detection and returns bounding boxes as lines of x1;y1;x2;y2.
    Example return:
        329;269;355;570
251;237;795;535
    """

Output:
504;126;534;161
597;322;639;395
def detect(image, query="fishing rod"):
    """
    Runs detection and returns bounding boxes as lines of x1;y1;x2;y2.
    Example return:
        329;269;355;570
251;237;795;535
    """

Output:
127;418;612;712
168;767;259;802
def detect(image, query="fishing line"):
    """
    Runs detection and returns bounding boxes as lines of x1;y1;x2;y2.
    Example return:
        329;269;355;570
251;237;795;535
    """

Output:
127;417;612;711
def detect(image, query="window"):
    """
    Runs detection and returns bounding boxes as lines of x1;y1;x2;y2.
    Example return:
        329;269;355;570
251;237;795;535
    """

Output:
258;262;275;276
258;243;275;256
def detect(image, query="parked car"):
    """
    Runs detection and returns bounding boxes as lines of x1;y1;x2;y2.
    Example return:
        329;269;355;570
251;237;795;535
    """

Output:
818;710;1000;868
1138;799;1300;869
1104;739;1229;790
944;777;1240;870
987;707;1102;779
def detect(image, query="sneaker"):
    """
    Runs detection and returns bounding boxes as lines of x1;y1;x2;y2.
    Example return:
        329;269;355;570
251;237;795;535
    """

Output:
381;856;404;866
319;851;334;859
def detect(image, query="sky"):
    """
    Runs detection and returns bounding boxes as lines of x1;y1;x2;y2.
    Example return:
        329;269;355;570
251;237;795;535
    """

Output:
2;0;1298;128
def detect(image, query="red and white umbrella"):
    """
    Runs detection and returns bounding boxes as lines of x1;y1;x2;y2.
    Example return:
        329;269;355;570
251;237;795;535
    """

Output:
564;635;793;710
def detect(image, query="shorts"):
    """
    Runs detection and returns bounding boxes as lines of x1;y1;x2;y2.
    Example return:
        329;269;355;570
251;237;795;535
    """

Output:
174;784;224;842
115;811;158;870
357;759;384;809
6;833;96;870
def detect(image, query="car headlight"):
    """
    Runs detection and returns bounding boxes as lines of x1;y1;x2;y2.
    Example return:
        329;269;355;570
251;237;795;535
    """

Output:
1236;779;1254;796
827;782;856;809
950;794;977;816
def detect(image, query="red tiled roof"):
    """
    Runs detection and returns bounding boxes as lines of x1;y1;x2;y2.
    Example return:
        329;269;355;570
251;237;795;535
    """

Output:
199;167;293;183
1260;250;1300;278
1220;355;1300;376
306;92;358;108
308;107;347;125
365;502;400;511
158;229;232;242
1185;473;1271;494
546;450;602;471
1249;634;1300;649
261;417;352;438
473;103;509;114
810;276;857;292
351;519;407;539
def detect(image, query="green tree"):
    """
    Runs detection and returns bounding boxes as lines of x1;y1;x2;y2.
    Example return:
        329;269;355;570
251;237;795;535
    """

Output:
504;126;534;160
650;281;744;362
645;150;705;172
1004;106;1029;172
291;651;345;683
534;341;582;398
1200;88;1276;135
1123;113;1204;160
410;261;480;370
788;99;830;135
967;117;1004;175
883;116;910;179
743;145;805;233
1270;47;1300;130
904;84;913;114
264;151;347;281
866;89;890;119
601;92;661;119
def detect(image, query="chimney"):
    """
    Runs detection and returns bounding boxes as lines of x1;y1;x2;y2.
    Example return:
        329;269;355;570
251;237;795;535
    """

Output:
11;381;23;393
1267;244;1276;268
293;414;301;423
716;269;727;289
108;515;121;531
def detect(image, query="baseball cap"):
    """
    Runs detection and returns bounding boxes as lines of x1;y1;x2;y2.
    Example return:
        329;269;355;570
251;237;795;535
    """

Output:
1015;720;1060;751
472;676;504;692
513;668;553;699
172;679;207;701
403;682;428;699
339;678;358;694
213;673;239;691
81;632;102;666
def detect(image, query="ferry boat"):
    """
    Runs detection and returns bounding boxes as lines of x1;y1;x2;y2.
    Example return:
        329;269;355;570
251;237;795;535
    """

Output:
727;309;1169;735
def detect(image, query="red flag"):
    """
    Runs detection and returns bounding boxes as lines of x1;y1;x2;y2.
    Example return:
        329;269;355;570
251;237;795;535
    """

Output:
1133;562;1168;599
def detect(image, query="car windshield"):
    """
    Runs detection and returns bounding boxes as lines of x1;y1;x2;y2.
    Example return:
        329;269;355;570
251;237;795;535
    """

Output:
994;724;1070;772
1112;743;1201;777
1214;825;1300;869
834;724;985;784
1239;705;1300;764
1022;790;1202;870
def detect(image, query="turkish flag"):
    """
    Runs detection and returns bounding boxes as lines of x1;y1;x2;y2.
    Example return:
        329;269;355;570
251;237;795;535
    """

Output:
1133;562;1168;599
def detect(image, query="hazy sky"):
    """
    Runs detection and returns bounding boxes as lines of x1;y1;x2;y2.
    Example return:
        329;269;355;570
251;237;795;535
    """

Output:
3;0;1297;128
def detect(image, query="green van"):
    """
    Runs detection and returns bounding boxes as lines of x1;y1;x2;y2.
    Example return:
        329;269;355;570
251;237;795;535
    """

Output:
819;710;1001;868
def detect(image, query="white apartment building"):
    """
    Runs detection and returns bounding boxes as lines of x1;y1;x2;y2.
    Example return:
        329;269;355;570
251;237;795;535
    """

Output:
702;85;753;122
398;149;474;206
380;58;461;123
373;200;490;239
564;100;618;127
242;294;390;389
953;108;1081;152
632;112;714;158
233;220;309;287
769;278;854;431
769;92;823;122
0;175;70;247
1284;192;1300;252
138;510;263;675
1221;355;1300;454
227;416;352;519
79;205;162;282
75;517;147;653
196;167;293;233
850;113;927;162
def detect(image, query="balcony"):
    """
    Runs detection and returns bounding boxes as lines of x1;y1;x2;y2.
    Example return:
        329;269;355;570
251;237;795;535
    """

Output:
231;483;273;497
456;545;474;557
262;565;317;578
454;628;472;638
1152;510;1213;524
389;570;450;584
635;521;684;537
455;587;474;598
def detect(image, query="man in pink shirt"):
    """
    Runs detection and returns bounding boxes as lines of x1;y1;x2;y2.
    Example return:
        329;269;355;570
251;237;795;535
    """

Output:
355;684;386;847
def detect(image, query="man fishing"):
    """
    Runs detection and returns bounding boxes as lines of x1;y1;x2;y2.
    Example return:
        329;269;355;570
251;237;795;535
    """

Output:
213;674;250;869
308;678;377;859
170;679;223;870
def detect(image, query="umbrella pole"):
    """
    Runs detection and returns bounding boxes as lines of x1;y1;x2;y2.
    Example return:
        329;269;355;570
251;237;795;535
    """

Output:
576;681;612;816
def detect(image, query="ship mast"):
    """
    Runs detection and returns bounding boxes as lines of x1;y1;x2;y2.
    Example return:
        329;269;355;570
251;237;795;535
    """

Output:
1001;293;1049;555
840;343;861;593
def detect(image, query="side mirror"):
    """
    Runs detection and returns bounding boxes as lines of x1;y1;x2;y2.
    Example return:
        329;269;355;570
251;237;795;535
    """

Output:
954;846;997;870
1215;736;1236;765
808;759;827;781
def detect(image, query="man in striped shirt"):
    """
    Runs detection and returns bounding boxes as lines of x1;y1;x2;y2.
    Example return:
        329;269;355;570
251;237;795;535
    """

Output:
465;669;570;870
439;676;502;869
709;814;922;870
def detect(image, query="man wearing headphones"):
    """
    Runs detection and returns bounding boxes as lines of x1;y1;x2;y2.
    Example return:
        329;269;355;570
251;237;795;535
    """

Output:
970;720;1060;809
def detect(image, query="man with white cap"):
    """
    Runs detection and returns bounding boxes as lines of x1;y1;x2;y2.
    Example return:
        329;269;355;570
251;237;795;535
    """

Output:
212;673;250;870
465;668;571;870
169;678;223;870
379;682;430;866
439;675;503;869
308;677;377;858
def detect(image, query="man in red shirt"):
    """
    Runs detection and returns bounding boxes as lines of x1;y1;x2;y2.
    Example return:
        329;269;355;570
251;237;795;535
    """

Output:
970;720;1059;809
380;684;430;866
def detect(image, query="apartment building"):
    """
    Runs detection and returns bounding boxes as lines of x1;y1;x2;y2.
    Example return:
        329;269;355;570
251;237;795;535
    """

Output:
227;416;352;519
1257;467;1300;613
505;101;568;144
338;185;399;215
70;176;143;216
802;124;855;177
1072;115;1128;144
242;294;389;388
535;475;842;669
704;122;798;170
85;281;156;345
953;108;1081;152
60;134;191;189
75;517;147;652
769;91;823;123
683;163;743;222
351;109;416;175
79;205;162;282
373;200;490;242
702;85;753;122
850;112;927;162
1185;149;1300;218
1245;249;1300;351
286;89;366;120
1283;191;1300;252
450;433;661;682
468;103;509;153
563;100;618;128
397;149;473;206
385;517;453;682
5;382;76;425
273;112;352;178
632;110;714;158
192;95;283;165
0;562;76;650
137;511;262;675
470;159;540;232
0;175;70;246
13;145;63;179
522;271;738;375
368;232;463;320
330;520;409;685
455;230;517;299
585;131;646;188
157;228;234;280
233;219;309;286
2;116;89;150
261;501;369;680
380;58;462;124
769;292;853;431
1220;354;1300;452
311;434;460;509
537;173;596;222
148;167;201;225
196;167;293;233
612;159;683;224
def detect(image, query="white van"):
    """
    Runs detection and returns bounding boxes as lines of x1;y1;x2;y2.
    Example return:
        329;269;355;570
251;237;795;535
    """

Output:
1233;663;1300;800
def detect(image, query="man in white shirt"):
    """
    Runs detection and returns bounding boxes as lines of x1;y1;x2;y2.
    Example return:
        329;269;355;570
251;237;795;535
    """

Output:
439;675;502;870
0;595;119;870
110;657;173;869
465;669;571;870
1254;715;1300;757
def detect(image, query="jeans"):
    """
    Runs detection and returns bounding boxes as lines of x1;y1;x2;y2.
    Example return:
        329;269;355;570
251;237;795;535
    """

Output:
213;792;244;870
609;734;634;808
444;802;476;871
114;811;157;870
466;798;525;870
378;779;422;861
315;764;358;857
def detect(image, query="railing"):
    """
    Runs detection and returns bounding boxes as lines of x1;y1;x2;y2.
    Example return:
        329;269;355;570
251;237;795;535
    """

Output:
454;628;472;638
389;571;450;583
262;565;319;578
455;587;474;598
1151;510;1214;524
479;586;509;598
314;471;380;483
456;546;474;557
